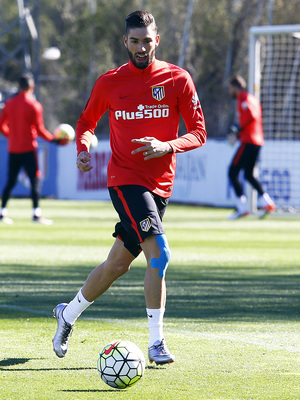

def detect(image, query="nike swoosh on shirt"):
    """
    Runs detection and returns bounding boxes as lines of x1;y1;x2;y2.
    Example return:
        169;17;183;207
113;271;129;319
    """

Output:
104;341;119;355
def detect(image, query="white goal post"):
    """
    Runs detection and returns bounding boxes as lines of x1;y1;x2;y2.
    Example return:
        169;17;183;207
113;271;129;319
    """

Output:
248;24;300;213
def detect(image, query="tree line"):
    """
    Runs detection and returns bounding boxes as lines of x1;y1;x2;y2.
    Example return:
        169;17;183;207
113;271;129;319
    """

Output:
1;0;299;138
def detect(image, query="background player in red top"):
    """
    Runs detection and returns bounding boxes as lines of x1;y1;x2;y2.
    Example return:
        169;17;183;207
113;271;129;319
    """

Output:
0;73;63;224
52;10;207;365
227;75;275;219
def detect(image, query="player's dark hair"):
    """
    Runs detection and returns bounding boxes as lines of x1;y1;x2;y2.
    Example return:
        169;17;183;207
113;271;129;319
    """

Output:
230;75;247;90
125;10;157;36
18;73;34;91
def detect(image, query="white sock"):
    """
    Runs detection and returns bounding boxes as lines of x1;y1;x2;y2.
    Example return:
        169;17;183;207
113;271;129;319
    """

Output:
33;207;42;217
237;195;247;213
147;308;165;347
1;208;7;217
240;195;247;204
262;193;274;206
63;288;93;325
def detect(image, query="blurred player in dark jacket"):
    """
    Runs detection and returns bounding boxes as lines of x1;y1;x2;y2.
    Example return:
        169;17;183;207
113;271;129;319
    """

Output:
0;73;62;224
227;75;275;219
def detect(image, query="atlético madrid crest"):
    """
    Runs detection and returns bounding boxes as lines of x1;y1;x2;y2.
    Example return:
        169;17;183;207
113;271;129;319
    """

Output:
152;86;165;101
140;218;151;232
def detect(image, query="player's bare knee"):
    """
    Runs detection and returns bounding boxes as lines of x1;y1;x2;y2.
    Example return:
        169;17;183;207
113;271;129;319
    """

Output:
104;258;131;279
113;262;131;277
150;234;171;278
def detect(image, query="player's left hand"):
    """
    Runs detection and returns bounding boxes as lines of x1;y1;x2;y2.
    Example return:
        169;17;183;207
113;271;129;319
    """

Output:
131;137;172;160
76;151;93;172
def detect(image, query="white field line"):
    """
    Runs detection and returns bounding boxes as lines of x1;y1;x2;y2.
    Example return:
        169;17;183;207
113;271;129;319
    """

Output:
177;330;300;353
0;303;52;316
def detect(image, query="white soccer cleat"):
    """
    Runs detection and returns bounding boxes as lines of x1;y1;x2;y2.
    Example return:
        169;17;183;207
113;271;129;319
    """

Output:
32;216;53;225
227;210;249;220
0;215;14;224
148;339;175;365
52;303;73;358
259;203;276;219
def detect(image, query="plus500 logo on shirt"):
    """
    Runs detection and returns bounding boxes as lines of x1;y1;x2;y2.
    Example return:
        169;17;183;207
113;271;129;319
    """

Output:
115;104;169;120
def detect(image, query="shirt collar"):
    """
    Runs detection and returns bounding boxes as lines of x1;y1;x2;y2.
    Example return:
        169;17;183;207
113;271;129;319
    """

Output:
238;90;247;100
128;59;158;74
19;91;33;99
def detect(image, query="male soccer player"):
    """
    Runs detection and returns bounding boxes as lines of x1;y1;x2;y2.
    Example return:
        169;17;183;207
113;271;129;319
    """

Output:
52;10;207;365
0;73;64;224
227;75;275;219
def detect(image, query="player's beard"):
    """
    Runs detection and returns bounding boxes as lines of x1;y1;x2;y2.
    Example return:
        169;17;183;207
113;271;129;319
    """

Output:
127;48;155;69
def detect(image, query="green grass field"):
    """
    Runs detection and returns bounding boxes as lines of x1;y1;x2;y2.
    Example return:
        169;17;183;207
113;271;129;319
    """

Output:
1;198;300;400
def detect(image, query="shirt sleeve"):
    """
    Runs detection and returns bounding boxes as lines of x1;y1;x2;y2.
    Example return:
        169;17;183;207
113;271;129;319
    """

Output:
239;97;255;130
167;71;207;153
76;76;109;154
33;102;54;141
0;105;10;136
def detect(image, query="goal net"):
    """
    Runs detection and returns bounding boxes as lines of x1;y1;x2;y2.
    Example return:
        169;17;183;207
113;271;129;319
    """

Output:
248;24;300;213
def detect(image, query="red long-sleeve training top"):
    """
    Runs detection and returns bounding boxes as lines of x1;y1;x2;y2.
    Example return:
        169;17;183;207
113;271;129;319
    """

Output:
76;59;207;198
237;90;264;146
0;91;54;153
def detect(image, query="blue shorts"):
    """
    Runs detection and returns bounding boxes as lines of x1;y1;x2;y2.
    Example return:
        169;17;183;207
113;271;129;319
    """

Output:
108;185;169;257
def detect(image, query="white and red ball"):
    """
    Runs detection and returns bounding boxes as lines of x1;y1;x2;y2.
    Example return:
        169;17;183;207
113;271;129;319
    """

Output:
53;123;75;144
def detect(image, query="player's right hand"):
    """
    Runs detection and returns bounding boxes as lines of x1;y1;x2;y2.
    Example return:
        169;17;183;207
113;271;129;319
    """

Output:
76;151;93;172
229;123;240;135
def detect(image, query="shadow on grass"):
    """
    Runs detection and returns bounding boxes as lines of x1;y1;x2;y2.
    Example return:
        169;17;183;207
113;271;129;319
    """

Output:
0;367;97;372
1;263;300;322
60;390;112;393
0;357;97;372
0;358;31;367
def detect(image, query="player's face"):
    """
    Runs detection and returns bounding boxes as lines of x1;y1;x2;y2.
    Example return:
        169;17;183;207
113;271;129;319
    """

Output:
124;26;160;69
229;84;238;98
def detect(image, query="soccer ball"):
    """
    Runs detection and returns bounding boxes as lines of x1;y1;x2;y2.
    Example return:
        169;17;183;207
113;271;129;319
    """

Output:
97;340;145;389
53;123;75;144
90;134;98;148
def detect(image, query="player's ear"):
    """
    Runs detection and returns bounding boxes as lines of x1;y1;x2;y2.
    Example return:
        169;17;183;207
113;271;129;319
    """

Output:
123;35;128;48
155;34;160;48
